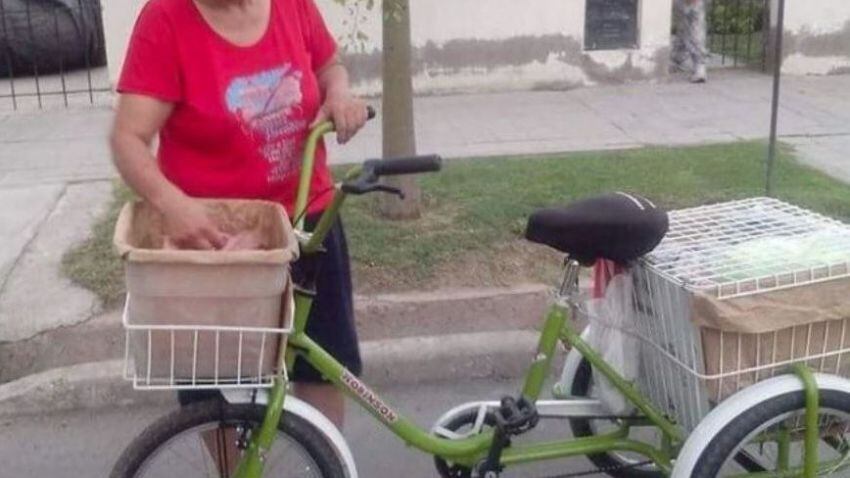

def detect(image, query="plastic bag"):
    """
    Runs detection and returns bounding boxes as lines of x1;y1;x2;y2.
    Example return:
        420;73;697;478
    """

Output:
584;271;640;415
724;230;850;280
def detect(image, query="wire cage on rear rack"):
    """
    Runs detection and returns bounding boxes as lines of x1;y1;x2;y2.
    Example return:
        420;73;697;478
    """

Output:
615;197;850;433
123;293;294;391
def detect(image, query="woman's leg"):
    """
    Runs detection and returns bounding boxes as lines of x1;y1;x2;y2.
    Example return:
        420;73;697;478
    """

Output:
293;382;346;428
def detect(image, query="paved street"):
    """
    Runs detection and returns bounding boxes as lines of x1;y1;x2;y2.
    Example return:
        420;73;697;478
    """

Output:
0;378;608;478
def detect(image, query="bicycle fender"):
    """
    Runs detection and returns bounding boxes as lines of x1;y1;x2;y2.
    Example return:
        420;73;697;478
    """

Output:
671;373;850;478
221;389;358;478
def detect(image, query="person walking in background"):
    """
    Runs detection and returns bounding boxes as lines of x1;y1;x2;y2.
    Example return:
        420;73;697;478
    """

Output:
673;0;709;83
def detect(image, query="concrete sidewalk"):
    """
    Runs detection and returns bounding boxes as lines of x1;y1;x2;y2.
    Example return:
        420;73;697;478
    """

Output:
1;70;848;365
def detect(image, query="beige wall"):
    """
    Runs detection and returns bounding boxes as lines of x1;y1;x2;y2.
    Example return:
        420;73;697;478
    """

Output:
323;0;672;94
103;0;145;86
103;0;672;94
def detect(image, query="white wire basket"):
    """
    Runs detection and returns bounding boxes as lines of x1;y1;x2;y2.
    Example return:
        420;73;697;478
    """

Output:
122;294;294;391
626;197;850;432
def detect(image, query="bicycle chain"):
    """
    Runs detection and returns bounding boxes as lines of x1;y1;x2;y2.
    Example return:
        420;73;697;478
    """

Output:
532;460;655;478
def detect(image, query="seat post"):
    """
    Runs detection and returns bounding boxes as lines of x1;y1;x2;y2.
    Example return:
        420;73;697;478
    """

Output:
558;257;582;299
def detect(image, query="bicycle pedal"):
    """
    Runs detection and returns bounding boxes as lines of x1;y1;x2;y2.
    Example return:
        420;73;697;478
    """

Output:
495;396;539;436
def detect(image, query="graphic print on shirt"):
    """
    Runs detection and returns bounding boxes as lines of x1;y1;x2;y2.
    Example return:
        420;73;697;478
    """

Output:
225;65;307;183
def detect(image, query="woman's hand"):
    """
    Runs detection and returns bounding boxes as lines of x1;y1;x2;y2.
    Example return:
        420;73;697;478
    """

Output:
312;93;368;144
161;195;227;250
111;94;226;251
313;57;368;144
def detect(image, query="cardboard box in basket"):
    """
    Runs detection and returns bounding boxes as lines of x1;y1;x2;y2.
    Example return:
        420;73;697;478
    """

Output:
114;199;299;383
693;276;850;402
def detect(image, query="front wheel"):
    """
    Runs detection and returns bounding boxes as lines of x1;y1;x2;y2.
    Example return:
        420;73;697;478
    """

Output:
684;389;850;477
111;400;346;478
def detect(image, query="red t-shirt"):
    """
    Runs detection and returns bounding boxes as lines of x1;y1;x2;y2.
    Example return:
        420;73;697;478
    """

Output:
118;0;337;216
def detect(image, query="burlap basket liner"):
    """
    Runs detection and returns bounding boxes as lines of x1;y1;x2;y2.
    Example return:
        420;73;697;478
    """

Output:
692;276;850;401
114;199;299;381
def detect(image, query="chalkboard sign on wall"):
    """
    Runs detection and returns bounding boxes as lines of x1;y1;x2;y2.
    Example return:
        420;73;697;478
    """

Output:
585;0;639;50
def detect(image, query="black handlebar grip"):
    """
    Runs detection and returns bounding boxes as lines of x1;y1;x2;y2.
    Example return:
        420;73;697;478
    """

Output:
368;155;443;177
366;105;377;120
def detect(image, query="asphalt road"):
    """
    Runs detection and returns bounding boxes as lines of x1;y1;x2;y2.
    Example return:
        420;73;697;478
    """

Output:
0;377;609;477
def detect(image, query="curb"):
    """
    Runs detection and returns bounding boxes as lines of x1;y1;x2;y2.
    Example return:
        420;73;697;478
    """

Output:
355;284;551;340
0;330;557;418
0;284;552;383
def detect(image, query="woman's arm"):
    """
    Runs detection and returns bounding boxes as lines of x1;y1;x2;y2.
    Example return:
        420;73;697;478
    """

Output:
111;94;225;250
311;55;368;144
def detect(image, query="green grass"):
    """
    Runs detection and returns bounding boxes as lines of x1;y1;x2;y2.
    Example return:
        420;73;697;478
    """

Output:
61;183;136;309
63;141;850;305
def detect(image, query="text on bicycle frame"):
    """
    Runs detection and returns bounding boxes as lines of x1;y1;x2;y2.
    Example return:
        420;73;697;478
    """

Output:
341;370;399;423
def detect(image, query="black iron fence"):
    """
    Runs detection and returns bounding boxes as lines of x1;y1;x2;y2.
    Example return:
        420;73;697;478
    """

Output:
708;0;770;70
0;0;109;111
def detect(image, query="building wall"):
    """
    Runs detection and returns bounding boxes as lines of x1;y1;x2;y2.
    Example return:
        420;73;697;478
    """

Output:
102;0;145;86
325;0;672;95
102;0;673;95
773;0;850;75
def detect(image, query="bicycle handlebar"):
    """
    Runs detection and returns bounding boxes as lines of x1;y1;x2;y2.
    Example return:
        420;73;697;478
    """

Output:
368;155;443;177
341;155;443;196
295;105;442;238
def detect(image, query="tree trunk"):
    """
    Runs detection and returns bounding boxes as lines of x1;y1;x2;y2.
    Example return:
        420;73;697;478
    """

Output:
376;0;421;220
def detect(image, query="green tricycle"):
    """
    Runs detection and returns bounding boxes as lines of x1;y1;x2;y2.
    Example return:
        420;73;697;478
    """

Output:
111;112;850;478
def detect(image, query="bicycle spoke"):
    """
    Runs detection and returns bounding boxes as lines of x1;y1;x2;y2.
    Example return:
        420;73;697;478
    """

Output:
714;408;850;477
155;436;216;475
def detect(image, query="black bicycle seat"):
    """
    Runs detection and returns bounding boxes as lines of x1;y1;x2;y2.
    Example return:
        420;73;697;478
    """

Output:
525;192;668;266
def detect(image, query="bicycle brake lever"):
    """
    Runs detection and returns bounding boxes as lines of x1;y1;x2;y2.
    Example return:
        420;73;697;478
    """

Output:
373;184;405;200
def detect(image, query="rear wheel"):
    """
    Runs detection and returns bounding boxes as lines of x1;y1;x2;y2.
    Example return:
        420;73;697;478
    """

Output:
111;400;346;478
688;389;850;477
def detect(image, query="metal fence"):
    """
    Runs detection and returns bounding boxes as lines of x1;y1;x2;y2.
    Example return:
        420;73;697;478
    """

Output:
0;0;110;111
707;0;770;70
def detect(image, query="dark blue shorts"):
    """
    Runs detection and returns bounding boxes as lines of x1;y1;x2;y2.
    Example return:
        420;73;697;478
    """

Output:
178;217;362;406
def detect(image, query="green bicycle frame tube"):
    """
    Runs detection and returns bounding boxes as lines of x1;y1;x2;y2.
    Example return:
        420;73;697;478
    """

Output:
293;122;335;231
793;363;820;478
521;305;566;401
777;426;791;471
287;328;677;471
302;190;348;254
234;121;337;478
288;331;495;463
500;434;673;474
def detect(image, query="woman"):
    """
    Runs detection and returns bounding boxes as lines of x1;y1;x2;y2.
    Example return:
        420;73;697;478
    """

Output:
111;0;367;428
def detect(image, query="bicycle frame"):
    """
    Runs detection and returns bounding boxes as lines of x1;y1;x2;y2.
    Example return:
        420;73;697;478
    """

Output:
227;120;840;478
231;121;683;478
